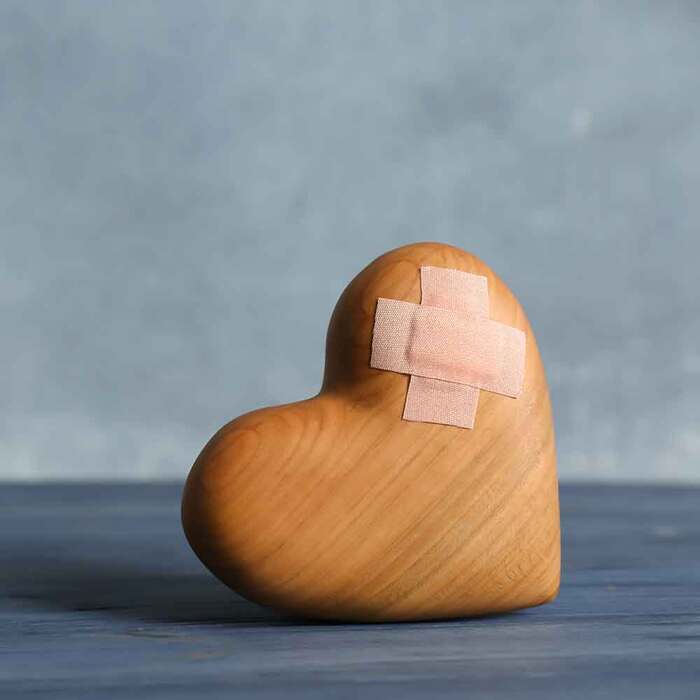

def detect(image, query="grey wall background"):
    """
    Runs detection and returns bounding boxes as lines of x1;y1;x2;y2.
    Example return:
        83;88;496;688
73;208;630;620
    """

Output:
2;1;699;482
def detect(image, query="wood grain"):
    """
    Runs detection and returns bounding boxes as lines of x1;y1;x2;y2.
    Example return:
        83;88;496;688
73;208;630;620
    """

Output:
182;242;560;621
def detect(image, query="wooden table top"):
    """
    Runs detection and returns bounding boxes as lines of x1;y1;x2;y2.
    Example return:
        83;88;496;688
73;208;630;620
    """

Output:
1;483;698;698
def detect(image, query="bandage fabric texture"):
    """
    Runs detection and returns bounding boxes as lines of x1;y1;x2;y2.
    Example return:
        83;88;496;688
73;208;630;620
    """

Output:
370;266;525;429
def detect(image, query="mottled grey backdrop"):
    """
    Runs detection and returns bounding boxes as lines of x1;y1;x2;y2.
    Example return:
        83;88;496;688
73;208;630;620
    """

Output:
2;1;698;481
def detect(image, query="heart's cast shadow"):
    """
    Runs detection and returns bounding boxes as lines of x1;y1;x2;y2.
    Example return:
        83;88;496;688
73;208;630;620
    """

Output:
3;544;297;626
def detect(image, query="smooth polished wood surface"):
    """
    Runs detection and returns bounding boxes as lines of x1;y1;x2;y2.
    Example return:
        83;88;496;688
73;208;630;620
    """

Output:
2;483;699;699
182;242;560;621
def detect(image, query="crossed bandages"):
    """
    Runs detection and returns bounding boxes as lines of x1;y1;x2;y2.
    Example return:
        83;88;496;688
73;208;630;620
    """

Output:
370;266;526;429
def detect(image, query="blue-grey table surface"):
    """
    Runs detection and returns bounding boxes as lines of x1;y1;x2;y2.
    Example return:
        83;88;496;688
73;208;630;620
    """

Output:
1;483;698;699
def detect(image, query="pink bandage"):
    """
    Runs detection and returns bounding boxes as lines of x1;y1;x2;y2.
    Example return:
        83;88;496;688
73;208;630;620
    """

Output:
370;266;525;429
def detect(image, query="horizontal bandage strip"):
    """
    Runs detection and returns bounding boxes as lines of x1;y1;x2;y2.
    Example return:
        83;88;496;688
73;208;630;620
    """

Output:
371;297;525;398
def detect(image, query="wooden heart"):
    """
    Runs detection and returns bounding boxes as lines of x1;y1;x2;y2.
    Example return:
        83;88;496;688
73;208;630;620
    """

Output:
182;242;560;622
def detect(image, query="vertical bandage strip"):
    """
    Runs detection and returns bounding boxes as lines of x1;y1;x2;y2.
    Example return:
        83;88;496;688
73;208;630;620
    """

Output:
403;267;488;428
370;266;526;429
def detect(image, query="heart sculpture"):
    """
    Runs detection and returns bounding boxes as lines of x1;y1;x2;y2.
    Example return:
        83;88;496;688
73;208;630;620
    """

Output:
182;242;560;622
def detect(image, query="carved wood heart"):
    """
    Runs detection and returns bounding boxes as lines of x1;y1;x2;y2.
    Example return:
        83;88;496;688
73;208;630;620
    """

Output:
182;242;560;622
